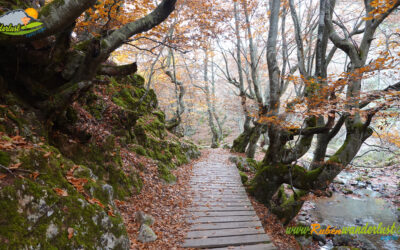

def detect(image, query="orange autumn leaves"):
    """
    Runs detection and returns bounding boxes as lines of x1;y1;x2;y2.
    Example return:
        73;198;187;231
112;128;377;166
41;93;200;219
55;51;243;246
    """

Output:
364;0;398;20
0;133;30;151
53;164;115;216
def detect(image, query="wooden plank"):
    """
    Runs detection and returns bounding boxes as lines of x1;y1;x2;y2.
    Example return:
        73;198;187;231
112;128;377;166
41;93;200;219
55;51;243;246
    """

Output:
190;221;263;231
192;198;251;203
191;202;252;206
189;215;259;223
188;210;256;217
188;206;254;212
211;243;277;250
191;194;248;198
182;234;270;248
185;227;264;239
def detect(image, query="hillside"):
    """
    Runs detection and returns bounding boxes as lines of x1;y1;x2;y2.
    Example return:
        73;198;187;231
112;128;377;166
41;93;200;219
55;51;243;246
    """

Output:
0;74;199;248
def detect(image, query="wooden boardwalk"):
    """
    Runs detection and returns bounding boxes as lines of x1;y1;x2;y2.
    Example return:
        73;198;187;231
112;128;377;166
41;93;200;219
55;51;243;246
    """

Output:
183;150;276;249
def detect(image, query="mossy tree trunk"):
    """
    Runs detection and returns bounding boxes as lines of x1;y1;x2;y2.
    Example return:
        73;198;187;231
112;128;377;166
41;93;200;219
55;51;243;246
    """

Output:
249;0;400;225
0;0;177;125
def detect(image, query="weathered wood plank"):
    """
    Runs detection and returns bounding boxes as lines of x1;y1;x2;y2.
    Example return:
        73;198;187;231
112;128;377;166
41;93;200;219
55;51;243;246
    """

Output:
185;227;264;239
190;221;263;231
183;151;275;249
187;210;256;217
211;243;277;250
191;202;252;207
188;206;254;212
182;234;270;248
189;215;259;223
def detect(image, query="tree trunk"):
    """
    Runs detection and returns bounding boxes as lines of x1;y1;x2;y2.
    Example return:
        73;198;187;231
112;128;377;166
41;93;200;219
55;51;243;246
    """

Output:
203;50;219;148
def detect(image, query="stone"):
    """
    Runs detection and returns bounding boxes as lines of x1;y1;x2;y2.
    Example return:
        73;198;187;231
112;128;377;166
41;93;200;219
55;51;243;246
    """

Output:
333;179;345;185
135;211;155;226
342;189;353;194
357;182;367;189
45;223;59;239
137;224;157;243
355;218;363;226
357;237;376;250
102;184;114;203
332;234;354;246
312;232;326;244
296;235;313;248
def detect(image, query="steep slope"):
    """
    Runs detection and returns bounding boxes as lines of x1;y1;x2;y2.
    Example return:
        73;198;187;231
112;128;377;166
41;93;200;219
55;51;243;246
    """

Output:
0;74;199;248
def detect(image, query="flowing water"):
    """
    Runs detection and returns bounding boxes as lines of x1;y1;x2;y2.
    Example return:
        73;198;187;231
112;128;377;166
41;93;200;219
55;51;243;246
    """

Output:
309;171;400;249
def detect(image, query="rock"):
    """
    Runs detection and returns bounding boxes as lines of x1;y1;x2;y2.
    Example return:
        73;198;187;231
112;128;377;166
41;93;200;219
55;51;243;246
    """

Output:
135;211;155;226
100;232;130;250
297;215;308;222
357;182;367;189
355;218;363;226
349;181;357;186
45;223;59;239
102;184;114;203
366;180;372;184
228;156;238;164
334;179;345;185
357;237;376;250
342;189;353;194
296;235;313;248
137;224;157;243
312;232;326;244
332;234;354;246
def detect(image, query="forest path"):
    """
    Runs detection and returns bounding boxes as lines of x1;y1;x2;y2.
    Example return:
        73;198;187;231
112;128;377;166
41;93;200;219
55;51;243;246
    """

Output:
183;149;276;249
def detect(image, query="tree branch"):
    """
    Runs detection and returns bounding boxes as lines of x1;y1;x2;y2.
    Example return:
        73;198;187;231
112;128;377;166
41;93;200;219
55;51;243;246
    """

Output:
102;0;177;55
0;0;96;44
98;62;137;76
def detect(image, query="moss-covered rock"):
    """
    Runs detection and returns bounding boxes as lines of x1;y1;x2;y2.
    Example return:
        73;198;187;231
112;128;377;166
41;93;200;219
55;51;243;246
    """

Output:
0;72;200;249
0;150;10;166
239;171;248;185
0;146;129;248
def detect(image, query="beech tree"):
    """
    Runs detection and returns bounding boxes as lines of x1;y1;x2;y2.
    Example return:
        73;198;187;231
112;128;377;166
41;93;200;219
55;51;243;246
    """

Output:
0;0;177;122
250;0;400;224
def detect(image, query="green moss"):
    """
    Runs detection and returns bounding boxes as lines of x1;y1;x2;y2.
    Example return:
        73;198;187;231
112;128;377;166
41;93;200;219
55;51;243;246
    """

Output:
239;171;248;184
40;0;65;17
132;74;145;86
132;145;147;156
0;150;10;166
152;111;165;123
271;190;307;225
158;163;176;183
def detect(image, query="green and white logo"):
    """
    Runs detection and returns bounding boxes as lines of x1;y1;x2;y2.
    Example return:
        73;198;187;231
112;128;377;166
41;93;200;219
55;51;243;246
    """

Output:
0;8;45;36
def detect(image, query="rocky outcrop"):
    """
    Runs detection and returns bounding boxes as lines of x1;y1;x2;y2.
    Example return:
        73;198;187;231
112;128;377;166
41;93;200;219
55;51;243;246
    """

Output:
0;74;199;248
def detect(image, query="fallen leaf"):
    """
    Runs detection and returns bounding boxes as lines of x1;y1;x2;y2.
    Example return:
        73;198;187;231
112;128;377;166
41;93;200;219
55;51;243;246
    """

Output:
0;174;6;179
9;162;22;169
67;227;74;239
87;197;105;208
31;172;39;180
54;188;68;197
108;204;115;217
43;151;52;158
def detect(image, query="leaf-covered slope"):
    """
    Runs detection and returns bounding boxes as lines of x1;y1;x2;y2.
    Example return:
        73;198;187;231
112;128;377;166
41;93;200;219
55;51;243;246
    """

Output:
0;74;199;249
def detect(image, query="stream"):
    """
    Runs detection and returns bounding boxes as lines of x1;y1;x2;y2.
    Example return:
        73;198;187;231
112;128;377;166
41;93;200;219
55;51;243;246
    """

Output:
296;168;400;249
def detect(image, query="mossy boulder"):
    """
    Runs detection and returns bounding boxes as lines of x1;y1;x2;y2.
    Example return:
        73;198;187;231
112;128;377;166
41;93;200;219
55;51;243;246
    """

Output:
0;146;129;249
